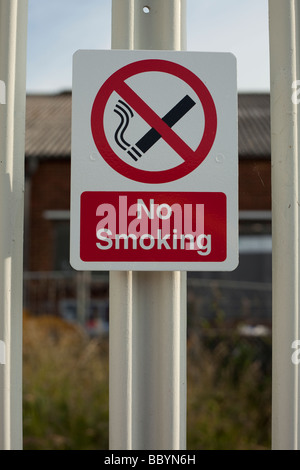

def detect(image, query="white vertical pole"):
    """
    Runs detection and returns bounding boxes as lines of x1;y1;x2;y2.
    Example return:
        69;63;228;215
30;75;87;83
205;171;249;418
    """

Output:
110;0;187;450
269;0;300;450
0;0;28;450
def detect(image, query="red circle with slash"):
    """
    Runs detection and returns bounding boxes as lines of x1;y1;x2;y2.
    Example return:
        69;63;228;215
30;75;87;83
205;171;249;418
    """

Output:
91;59;217;184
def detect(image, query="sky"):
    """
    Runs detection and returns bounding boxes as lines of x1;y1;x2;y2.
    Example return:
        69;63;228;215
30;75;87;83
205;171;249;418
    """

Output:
26;0;270;94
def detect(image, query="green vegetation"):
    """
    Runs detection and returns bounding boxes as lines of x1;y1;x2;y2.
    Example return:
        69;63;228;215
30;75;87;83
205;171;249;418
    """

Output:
23;314;109;450
23;313;271;450
187;330;271;449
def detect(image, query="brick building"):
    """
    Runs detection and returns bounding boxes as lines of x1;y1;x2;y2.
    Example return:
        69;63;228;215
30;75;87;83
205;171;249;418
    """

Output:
24;92;271;329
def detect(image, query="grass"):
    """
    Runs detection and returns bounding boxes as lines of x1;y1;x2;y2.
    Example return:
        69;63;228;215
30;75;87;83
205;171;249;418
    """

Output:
23;313;271;450
23;313;109;450
187;330;271;449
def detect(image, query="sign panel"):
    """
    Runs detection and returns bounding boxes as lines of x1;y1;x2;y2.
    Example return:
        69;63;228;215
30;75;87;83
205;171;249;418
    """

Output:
70;50;238;271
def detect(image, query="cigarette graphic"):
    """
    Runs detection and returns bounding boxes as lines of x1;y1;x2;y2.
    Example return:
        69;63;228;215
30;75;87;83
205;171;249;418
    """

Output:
130;94;196;158
114;95;196;162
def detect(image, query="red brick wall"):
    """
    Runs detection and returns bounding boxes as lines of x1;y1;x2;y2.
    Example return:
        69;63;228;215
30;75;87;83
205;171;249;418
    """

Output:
26;157;271;271
239;159;271;211
28;159;70;271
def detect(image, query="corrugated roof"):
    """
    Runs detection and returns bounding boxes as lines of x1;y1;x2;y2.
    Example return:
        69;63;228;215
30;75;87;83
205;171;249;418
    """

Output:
25;91;270;159
25;92;71;158
238;93;270;158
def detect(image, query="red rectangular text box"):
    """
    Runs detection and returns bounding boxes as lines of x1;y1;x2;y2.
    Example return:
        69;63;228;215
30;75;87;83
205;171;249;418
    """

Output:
80;192;226;263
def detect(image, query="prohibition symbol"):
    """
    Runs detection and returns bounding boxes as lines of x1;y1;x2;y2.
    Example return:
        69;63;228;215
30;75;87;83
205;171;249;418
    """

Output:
91;59;217;184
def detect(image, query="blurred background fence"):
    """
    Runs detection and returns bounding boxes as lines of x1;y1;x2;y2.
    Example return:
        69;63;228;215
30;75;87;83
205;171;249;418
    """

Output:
23;271;271;337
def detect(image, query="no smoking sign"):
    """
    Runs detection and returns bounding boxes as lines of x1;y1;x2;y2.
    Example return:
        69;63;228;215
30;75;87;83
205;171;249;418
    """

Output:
70;50;238;271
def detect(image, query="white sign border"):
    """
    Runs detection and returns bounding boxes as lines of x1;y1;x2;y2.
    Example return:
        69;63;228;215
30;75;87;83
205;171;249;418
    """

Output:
70;50;239;272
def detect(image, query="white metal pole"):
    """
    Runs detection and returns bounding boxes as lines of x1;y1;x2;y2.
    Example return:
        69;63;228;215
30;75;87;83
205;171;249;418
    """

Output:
110;0;187;450
269;0;300;450
0;0;28;450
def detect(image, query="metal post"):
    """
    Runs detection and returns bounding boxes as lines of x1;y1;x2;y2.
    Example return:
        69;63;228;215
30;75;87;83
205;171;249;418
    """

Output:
109;0;187;450
0;0;28;450
269;0;300;450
